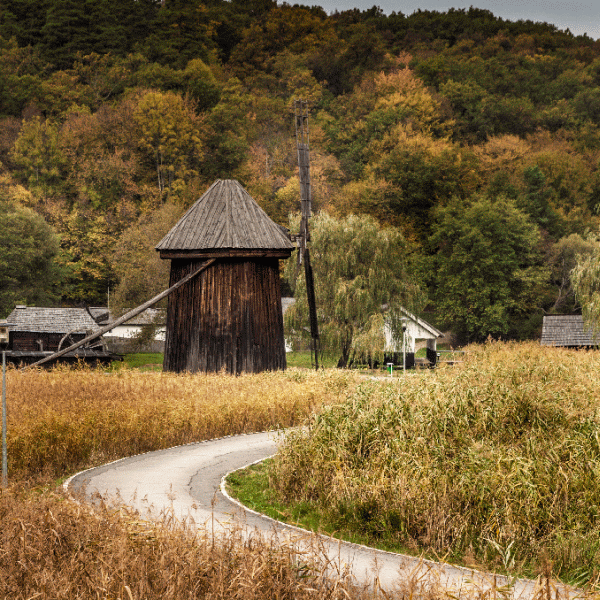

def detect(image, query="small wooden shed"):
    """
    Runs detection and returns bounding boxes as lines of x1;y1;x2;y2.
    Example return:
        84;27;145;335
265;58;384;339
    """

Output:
540;315;600;348
156;179;294;374
4;305;117;365
384;307;444;368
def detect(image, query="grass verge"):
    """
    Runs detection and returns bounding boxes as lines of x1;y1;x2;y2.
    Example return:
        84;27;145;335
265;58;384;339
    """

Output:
226;459;412;552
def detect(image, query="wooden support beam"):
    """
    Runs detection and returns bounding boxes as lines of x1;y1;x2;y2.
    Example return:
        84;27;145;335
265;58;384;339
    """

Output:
23;259;216;370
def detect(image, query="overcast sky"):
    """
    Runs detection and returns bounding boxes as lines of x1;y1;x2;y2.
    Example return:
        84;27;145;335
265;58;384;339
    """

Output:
312;1;600;40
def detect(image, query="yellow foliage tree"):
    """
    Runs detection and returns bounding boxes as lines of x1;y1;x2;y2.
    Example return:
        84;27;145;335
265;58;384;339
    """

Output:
133;90;205;198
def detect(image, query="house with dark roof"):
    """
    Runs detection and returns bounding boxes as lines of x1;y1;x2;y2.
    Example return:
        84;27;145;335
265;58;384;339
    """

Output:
4;305;118;365
540;315;600;348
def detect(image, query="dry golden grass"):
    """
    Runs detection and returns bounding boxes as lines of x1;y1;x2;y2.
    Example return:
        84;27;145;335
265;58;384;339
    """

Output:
2;348;596;598
1;365;371;600
271;342;600;586
0;485;374;600
6;365;358;482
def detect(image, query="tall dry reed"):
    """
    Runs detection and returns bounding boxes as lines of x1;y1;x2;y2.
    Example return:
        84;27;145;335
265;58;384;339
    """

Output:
270;342;600;584
0;484;370;600
0;366;367;600
6;365;357;482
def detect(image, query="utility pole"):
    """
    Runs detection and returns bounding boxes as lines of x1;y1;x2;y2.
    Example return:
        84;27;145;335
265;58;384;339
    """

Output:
294;100;320;370
0;320;9;487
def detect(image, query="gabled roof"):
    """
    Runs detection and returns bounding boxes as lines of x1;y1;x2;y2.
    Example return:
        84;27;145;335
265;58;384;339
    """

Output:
6;306;101;334
90;307;166;327
399;307;444;339
156;179;294;257
541;315;600;347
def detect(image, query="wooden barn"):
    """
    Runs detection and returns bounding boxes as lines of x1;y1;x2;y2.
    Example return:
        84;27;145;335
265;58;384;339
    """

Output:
156;179;295;374
540;314;600;348
3;305;118;365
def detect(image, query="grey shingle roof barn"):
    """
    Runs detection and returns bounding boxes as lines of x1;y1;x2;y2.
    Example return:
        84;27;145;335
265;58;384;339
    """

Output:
4;305;119;365
7;306;100;334
156;179;294;258
540;315;600;347
157;179;294;375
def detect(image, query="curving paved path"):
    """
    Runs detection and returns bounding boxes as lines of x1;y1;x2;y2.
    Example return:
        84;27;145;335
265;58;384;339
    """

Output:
66;431;577;599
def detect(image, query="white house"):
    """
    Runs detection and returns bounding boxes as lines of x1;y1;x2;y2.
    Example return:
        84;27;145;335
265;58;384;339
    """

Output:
384;307;444;367
90;307;166;353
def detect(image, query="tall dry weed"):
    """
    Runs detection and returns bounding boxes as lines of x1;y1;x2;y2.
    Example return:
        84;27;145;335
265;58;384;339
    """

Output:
5;365;358;481
270;342;600;583
0;366;369;599
0;485;369;600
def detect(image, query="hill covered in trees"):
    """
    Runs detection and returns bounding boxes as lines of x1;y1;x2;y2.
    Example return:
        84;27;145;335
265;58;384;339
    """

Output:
2;0;600;343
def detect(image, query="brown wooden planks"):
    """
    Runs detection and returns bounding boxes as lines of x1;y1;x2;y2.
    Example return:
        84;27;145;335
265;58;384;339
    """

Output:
163;258;287;375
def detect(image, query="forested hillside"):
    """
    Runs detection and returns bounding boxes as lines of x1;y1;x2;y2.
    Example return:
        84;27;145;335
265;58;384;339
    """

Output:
2;0;600;343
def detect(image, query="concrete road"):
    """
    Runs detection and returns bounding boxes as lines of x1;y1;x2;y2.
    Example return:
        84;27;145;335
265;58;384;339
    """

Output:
66;431;577;599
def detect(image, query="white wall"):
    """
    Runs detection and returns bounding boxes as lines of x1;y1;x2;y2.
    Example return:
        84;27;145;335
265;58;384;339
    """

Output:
384;321;439;353
111;325;166;342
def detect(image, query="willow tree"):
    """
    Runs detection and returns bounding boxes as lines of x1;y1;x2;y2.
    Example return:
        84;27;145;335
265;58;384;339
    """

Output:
284;212;422;368
571;236;600;331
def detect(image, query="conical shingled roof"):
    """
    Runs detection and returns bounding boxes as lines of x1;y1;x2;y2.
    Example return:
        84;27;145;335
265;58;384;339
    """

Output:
156;180;294;257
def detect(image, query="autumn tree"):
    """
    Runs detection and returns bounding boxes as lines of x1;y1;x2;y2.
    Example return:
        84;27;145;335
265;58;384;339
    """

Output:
133;90;205;199
323;64;453;180
431;195;547;343
58;208;116;304
284;212;422;367
59;104;144;212
228;4;336;81
110;201;182;311
11;117;66;200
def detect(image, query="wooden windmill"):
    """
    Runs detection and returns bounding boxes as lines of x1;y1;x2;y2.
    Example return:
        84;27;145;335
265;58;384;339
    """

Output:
27;119;318;374
156;179;294;374
294;100;320;369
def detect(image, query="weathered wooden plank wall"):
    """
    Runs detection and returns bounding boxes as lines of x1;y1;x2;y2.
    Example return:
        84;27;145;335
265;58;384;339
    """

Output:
12;332;85;352
163;258;287;374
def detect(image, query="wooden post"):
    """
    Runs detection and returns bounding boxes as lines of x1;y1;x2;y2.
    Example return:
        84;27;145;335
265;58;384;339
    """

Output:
295;100;320;370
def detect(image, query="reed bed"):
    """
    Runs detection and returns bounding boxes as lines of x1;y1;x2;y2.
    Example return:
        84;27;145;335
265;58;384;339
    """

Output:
1;366;368;599
5;365;357;482
3;486;568;600
270;342;600;585
0;485;371;600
